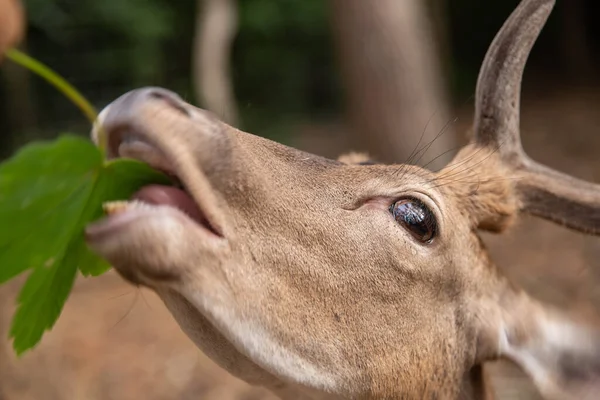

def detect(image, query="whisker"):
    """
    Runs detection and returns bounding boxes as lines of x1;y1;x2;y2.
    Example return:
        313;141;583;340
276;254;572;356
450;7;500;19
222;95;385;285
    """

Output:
422;144;466;172
108;291;135;300
403;108;440;166
425;174;525;191
436;137;508;181
407;117;458;168
139;288;153;311
108;289;139;332
409;93;476;169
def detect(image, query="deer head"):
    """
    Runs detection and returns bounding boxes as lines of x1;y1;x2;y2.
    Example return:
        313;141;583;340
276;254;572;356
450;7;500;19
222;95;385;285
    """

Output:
85;0;600;398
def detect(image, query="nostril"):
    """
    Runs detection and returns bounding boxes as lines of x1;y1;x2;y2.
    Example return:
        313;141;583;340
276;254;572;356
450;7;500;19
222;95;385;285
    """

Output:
145;88;191;118
148;88;177;101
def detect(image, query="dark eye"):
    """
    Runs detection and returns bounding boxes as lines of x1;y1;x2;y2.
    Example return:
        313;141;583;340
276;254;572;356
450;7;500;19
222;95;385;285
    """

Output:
389;198;437;243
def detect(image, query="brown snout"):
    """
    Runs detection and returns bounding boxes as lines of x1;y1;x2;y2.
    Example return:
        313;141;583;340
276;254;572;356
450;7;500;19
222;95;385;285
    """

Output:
94;87;192;157
92;86;236;237
94;86;235;180
108;87;191;120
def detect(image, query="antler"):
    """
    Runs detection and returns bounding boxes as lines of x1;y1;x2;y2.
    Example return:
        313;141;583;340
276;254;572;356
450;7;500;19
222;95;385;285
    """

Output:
473;0;600;234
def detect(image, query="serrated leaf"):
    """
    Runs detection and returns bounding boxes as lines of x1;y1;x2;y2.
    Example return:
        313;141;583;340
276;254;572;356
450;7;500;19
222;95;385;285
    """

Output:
0;135;102;284
10;238;80;355
0;134;171;354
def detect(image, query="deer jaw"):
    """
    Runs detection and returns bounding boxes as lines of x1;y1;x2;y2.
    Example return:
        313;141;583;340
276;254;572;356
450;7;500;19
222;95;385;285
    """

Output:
84;0;600;399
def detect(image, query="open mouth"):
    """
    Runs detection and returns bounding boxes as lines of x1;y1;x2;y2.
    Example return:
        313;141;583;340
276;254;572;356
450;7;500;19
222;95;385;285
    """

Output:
85;129;223;240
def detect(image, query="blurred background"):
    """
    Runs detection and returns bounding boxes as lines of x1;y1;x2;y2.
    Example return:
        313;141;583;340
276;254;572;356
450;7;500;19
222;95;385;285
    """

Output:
1;0;600;398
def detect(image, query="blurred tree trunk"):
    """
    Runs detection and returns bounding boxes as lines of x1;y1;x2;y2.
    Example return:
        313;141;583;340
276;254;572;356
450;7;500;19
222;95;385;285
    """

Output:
329;0;455;170
192;0;239;126
427;0;452;82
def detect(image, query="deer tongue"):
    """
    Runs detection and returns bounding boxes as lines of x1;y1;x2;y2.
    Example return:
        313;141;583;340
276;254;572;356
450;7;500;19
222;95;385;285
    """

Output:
131;185;205;223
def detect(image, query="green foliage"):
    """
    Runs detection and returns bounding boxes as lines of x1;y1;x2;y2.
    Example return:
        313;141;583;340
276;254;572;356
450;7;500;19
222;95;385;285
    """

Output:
24;0;174;85
8;0;339;145
234;0;340;137
2;31;171;355
0;135;171;354
5;49;99;127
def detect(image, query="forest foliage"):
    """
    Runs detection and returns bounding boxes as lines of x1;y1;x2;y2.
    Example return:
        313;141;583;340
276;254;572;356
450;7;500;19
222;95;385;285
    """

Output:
1;0;598;152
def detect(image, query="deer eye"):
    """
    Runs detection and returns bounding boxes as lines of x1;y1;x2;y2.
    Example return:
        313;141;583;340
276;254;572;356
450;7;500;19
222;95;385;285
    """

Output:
390;198;437;243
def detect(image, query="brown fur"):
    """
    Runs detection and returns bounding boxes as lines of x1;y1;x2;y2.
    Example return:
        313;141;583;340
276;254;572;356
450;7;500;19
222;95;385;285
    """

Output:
337;152;373;165
83;1;600;399
85;88;600;400
440;145;519;233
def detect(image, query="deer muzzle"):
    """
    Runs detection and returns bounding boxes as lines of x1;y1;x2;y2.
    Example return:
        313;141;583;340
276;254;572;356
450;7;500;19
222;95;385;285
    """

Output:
86;87;232;285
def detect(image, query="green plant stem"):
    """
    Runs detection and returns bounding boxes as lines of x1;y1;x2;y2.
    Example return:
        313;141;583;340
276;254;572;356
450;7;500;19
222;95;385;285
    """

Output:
4;48;108;152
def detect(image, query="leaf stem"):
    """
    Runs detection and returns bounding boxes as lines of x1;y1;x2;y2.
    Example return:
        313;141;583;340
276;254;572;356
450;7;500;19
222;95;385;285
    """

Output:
4;48;108;152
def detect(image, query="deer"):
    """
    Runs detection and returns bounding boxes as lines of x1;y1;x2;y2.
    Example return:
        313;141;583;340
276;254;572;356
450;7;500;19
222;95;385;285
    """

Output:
83;0;600;398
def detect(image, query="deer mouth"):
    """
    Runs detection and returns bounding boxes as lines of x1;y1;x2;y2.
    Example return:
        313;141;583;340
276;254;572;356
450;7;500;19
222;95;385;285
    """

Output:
85;130;224;242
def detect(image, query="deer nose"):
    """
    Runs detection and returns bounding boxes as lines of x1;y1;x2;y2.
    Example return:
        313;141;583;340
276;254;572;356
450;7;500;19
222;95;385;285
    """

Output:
91;86;194;155
134;87;191;117
106;86;190;120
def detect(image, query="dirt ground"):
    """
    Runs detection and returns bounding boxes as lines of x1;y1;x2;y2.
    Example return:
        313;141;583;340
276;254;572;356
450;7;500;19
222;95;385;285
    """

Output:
2;87;600;399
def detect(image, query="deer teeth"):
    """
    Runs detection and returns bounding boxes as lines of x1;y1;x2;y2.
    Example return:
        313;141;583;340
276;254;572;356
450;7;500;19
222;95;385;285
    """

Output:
102;200;154;215
103;201;129;215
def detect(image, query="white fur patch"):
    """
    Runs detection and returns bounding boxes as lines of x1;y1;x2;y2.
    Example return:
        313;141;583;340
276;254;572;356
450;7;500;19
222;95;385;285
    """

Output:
186;290;341;394
91;104;111;144
500;315;597;398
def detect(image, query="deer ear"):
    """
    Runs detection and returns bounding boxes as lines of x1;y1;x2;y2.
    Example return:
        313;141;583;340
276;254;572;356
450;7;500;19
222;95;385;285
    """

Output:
499;299;600;400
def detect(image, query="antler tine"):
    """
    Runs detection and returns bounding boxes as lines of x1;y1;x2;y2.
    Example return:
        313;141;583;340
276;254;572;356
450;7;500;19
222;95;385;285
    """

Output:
517;160;600;234
473;0;600;235
473;0;554;157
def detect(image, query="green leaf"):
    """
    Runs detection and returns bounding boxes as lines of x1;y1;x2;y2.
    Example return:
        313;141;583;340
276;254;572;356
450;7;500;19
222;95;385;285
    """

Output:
9;237;80;354
0;134;171;354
